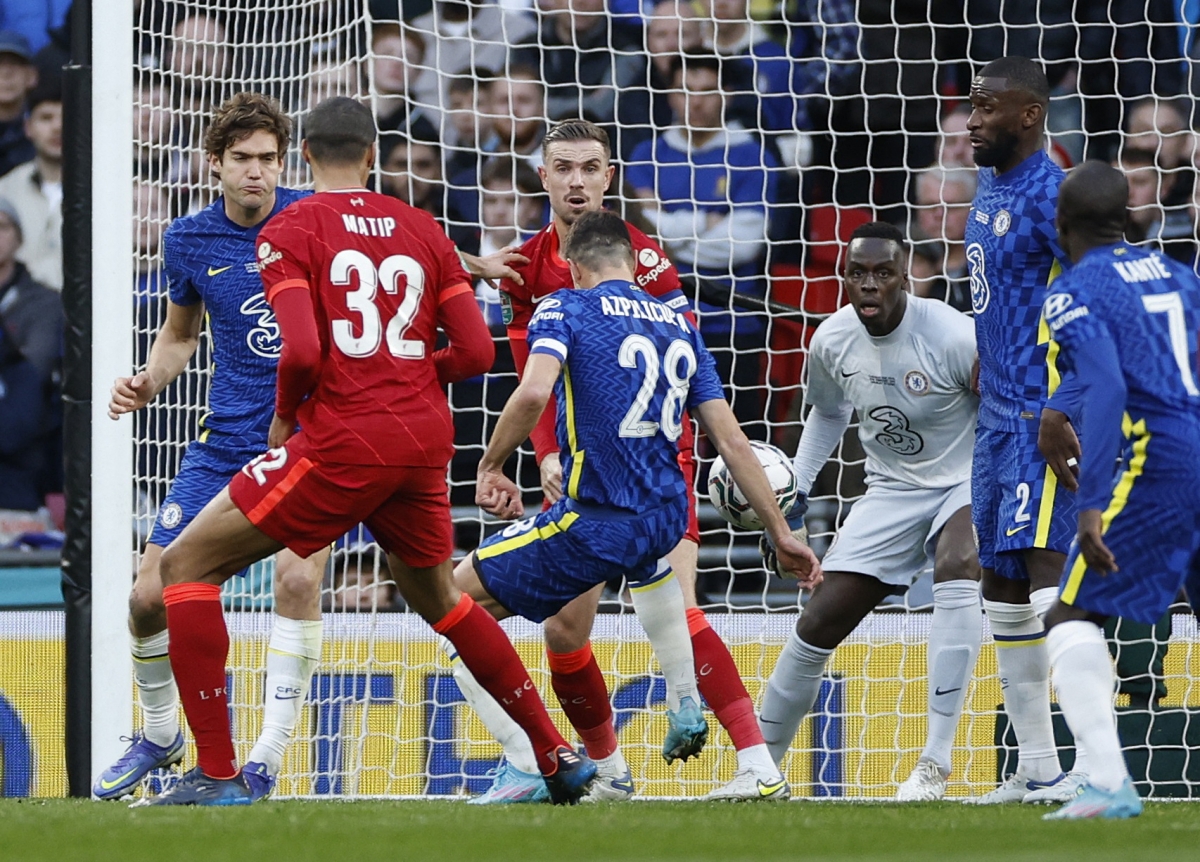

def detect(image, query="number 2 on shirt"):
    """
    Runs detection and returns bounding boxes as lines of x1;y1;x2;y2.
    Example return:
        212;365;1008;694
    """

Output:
330;249;426;359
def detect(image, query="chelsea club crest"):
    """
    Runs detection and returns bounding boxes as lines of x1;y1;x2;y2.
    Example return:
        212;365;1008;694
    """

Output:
993;209;1011;236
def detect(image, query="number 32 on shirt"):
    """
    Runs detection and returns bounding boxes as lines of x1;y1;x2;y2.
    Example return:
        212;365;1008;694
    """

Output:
330;249;426;359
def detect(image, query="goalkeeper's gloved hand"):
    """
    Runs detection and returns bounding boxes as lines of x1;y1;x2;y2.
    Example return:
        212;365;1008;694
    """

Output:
760;495;809;579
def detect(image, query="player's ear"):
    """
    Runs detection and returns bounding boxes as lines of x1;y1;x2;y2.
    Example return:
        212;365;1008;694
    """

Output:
538;164;549;192
602;164;615;193
365;142;377;172
1023;101;1044;131
300;139;312;165
568;258;583;288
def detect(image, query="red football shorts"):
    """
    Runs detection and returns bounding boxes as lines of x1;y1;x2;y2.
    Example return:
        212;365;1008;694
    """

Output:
228;440;453;567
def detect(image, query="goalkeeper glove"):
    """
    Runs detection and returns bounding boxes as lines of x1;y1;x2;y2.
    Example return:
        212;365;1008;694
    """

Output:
760;495;809;579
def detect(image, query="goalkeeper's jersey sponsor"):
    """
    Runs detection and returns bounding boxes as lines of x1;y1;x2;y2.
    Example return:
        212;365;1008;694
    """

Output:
526;279;725;514
163;187;310;451
965;149;1069;432
804;296;978;490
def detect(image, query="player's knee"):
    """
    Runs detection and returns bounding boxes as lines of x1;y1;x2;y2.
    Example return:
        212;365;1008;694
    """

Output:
795;608;837;651
934;544;980;583
273;559;322;614
543;613;589;654
128;580;165;629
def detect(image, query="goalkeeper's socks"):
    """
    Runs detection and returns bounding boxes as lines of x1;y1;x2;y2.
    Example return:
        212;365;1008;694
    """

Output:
759;629;832;765
433;594;569;774
162;583;239;779
441;636;541;775
983;599;1061;782
548;644;618;759
132;629;180;748
248;615;323;775
922;580;982;773
629;568;698;710
687;609;766;752
1047;621;1129;793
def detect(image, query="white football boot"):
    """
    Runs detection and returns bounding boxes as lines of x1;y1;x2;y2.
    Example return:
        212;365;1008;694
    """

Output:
895;759;949;802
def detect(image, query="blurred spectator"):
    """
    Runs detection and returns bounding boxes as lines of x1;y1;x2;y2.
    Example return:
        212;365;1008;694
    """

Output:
704;0;797;136
0;30;34;178
0;2;71;55
447;67;546;226
473;156;543;324
515;0;642;124
0;197;60;384
303;55;364;114
443;74;494;179
0;314;42;512
626;54;777;435
0;75;60;289
615;0;707;159
406;0;535;117
1124;97;1191;172
1118;146;1197;265
936;104;973;168
327;552;398;612
909;166;975;312
134;70;174;181
380;134;442;214
371;22;438;143
165;11;229;110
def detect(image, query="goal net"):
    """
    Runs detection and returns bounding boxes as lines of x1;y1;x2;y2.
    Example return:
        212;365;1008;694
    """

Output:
84;0;1200;801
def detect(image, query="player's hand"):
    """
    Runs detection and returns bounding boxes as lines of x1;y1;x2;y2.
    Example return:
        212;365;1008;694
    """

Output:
761;499;819;587
108;371;157;419
469;247;529;287
1077;508;1117;573
539;453;563;505
268;414;296;449
477;468;525;520
1038;408;1081;493
771;534;822;589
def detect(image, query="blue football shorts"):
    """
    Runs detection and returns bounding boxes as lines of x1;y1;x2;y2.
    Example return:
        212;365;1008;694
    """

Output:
147;438;261;551
1059;476;1200;625
472;498;686;623
972;424;1077;580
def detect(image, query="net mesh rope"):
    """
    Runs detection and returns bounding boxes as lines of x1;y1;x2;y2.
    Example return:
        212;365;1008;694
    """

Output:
125;1;1200;798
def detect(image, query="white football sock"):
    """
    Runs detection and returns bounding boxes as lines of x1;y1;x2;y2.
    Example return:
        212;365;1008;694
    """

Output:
629;568;698;711
439;636;540;775
1029;587;1089;777
736;743;781;776
132;630;179;747
248;616;323;775
758;629;833;765
1047;621;1128;793
983;599;1061;782
595;749;630;779
921;580;982;773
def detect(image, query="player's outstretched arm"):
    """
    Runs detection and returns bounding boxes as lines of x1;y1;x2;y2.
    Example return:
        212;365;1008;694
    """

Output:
459;247;529;287
433;289;495;386
108;300;204;419
692;398;822;588
476;352;562;519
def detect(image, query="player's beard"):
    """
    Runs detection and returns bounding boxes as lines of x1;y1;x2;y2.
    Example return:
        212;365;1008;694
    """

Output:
971;128;1020;168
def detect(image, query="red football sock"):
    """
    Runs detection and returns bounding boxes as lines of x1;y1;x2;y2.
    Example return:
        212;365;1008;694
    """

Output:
548;643;617;759
163;583;238;779
434;595;568;773
688;608;765;751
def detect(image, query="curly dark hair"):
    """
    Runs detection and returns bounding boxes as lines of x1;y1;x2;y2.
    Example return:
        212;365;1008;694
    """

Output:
203;91;292;160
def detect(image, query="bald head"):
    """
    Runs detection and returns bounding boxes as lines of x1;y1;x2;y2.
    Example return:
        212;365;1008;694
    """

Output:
1056;161;1128;262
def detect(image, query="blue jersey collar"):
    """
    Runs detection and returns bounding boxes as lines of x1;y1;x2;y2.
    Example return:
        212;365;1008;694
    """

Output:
990;149;1051;185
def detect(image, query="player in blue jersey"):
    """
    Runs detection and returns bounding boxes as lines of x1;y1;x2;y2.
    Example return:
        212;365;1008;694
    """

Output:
452;210;821;768
1039;162;1200;819
963;57;1088;804
96;94;324;801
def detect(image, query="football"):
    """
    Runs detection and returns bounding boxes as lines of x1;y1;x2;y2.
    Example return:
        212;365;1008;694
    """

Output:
707;441;800;531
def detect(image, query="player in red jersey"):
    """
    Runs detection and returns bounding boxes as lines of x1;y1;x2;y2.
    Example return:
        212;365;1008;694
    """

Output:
450;119;788;804
148;98;595;806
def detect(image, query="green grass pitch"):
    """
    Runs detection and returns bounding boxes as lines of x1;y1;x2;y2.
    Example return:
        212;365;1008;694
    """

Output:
2;799;1198;862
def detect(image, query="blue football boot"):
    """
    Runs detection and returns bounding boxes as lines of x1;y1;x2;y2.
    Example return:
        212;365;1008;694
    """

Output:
662;696;708;763
542;746;597;805
93;732;185;800
1043;778;1144;820
146;767;254;806
242;761;276;802
469;761;551;804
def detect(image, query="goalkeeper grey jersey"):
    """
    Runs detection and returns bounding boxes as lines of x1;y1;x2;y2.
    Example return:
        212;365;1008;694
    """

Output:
805;295;978;490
